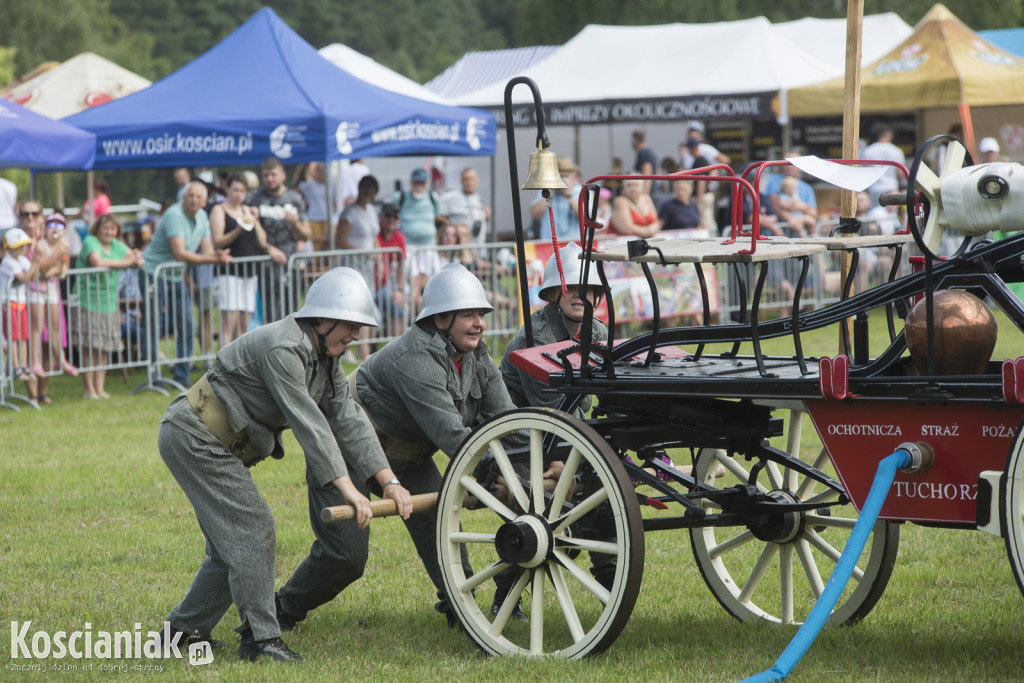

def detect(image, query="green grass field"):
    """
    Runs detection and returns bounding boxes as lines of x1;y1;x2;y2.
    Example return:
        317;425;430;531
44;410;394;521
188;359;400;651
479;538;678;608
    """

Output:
2;310;1023;681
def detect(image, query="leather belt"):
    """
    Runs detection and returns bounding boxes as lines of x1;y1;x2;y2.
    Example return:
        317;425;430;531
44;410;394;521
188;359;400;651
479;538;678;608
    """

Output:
186;373;261;466
348;366;436;462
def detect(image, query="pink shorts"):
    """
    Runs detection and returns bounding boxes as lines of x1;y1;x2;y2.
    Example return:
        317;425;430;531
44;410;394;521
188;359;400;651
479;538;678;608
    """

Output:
4;302;29;340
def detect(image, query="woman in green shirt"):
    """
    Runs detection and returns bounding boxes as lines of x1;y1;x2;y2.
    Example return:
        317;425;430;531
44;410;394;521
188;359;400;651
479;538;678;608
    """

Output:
73;214;143;399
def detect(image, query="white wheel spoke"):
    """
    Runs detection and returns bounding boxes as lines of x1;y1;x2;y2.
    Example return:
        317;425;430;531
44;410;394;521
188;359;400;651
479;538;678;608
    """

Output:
766;461;784;490
458;559;510;593
549;561;586;643
449;531;496;544
796;538;825;598
805;530;865;582
548;446;583;521
780;545;794;625
738;543;780;602
710;529;756;558
795;447;830;499
553;487;609;534
459;475;517;521
530;568;546;653
488;571;530;637
806;513;855;530
530;428;545;512
787;411;804;458
558;536;620;555
923;207;944;253
553;549;610;604
802;488;840;508
491;437;530;512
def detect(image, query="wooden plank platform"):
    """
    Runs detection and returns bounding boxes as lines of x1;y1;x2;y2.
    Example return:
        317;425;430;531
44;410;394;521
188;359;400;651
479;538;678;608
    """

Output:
591;237;826;264
776;233;915;250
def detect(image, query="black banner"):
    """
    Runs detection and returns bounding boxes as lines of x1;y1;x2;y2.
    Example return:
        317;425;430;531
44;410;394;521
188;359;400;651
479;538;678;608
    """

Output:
483;92;776;127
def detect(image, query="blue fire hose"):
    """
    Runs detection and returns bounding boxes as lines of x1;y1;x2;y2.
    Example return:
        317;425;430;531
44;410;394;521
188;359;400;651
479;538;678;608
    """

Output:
740;443;927;683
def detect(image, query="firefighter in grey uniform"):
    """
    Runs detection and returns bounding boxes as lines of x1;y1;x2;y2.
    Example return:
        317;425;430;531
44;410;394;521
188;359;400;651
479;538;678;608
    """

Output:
158;267;412;663
493;242;612;616
351;262;518;625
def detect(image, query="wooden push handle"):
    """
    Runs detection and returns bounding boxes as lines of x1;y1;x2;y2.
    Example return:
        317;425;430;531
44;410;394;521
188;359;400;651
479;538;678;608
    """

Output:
320;492;438;524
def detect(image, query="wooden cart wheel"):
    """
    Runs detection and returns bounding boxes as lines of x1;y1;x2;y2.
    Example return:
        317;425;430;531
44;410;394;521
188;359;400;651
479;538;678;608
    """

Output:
689;405;900;626
435;408;644;658
1001;417;1024;600
906;134;975;260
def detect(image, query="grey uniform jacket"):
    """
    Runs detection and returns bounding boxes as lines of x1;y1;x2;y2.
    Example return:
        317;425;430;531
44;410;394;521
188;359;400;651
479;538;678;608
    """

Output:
163;314;388;487
500;302;608;418
356;322;517;458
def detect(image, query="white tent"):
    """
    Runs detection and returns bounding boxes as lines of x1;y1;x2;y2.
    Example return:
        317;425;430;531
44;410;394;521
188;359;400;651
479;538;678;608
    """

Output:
1;52;151;119
317;43;451;104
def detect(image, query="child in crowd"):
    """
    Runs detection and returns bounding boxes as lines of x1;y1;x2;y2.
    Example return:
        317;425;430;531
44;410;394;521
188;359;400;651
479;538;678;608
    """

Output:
0;229;41;384
33;213;77;379
775;176;818;237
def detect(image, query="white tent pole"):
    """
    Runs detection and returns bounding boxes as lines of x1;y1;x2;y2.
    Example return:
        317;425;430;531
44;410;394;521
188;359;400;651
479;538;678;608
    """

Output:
323;158;335;251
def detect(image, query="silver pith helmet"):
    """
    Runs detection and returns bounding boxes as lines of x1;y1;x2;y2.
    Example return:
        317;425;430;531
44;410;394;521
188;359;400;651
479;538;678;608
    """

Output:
295;267;379;327
415;262;493;322
539;242;600;302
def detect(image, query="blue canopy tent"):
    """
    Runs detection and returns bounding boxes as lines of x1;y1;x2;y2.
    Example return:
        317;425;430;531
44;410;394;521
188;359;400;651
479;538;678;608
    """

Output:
0;99;95;169
65;8;495;169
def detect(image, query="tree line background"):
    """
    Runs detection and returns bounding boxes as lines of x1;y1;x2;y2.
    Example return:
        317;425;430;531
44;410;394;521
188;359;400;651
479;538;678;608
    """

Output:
1;0;1021;208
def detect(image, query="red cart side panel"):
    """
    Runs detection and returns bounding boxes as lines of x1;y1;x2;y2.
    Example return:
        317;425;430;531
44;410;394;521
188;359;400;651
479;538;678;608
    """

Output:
805;400;1024;524
509;341;688;386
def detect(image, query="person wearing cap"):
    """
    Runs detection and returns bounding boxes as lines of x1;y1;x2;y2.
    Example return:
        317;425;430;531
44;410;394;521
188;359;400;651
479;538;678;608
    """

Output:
158;267;412;663
373;202;408;338
348;262;519;626
1;227;41;385
529;156;582;241
680;121;730;169
494;243;612;614
979;137;1003;163
391;167;441;247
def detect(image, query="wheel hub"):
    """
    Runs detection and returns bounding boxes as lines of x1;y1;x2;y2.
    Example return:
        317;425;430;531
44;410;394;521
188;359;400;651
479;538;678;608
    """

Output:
749;490;805;544
495;515;552;568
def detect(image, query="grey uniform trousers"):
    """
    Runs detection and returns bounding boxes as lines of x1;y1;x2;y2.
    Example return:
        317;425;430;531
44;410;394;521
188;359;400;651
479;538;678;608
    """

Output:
276;455;471;623
159;421;280;641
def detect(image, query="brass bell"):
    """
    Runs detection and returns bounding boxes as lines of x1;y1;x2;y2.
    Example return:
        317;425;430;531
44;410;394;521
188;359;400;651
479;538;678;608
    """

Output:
521;143;567;191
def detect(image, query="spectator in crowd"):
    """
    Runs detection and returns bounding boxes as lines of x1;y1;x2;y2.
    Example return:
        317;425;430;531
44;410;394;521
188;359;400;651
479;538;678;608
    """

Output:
1;227;40;387
595;187;613;227
143;181;232;386
160;267;411;663
32;213;78;384
17;199;72;405
494;242;610;615
530;157;582;241
210;173;267;348
0;171;17;237
631;129;657;193
863;123;906;206
658;179;702;232
411;220;459;310
341;263;519;628
298;162;330;250
392;168;440;248
247;157;310;324
73;214;143;399
336;174;381;359
173;168;192;203
764;156;818;235
773;177;817;237
439;167;491;247
609;175;660;238
653;156;678;209
334;158;369;219
76;178;113;225
373;203;408;338
979;137;1004;163
681;121;730;167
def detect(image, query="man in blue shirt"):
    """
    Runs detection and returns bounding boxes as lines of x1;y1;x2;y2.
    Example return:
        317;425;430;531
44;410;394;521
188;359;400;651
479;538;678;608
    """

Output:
529;157;582;241
143;181;232;386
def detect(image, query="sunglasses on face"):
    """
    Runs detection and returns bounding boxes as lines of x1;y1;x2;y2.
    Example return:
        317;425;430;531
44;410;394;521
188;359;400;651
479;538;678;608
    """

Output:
20;210;41;217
